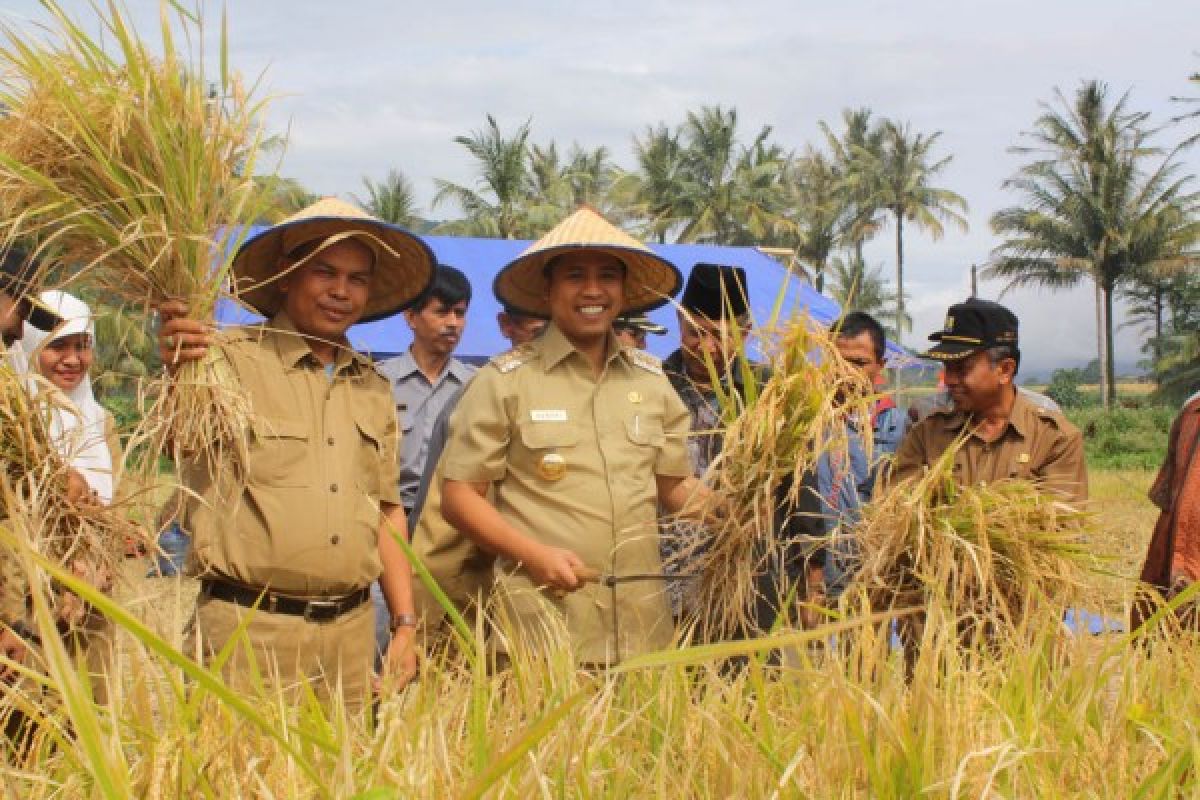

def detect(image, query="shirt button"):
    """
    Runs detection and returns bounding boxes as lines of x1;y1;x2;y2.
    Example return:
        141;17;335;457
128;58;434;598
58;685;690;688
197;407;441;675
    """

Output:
330;483;339;493
327;436;335;445
330;535;340;545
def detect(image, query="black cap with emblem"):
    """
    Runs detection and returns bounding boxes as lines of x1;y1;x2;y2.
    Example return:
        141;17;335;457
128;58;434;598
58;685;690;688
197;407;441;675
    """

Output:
922;297;1018;362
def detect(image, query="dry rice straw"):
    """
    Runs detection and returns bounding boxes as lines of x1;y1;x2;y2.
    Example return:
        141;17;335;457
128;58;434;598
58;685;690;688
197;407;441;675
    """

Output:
0;1;276;463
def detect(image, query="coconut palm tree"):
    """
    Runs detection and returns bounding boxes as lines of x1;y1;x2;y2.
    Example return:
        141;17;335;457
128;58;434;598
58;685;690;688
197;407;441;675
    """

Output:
355;169;420;228
826;252;911;337
784;148;844;293
673;106;789;245
623;107;789;246
532;142;621;216
433;115;551;239
860;121;968;347
987;80;1199;407
622;124;686;243
255;175;319;222
819;108;887;263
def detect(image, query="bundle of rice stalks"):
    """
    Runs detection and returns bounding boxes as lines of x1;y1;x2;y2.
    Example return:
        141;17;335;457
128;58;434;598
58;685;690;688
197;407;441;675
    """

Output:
0;0;273;459
1;362;134;628
849;441;1098;641
671;313;874;636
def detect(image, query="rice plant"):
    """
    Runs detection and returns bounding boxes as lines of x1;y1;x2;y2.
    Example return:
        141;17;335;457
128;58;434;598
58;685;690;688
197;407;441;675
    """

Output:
0;0;273;463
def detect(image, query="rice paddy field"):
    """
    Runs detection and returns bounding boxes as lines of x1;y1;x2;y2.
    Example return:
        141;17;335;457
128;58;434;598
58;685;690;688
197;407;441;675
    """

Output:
1;466;1181;799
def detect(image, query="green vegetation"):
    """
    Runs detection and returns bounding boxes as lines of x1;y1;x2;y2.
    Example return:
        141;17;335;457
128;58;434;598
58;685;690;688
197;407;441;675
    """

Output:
1066;404;1173;470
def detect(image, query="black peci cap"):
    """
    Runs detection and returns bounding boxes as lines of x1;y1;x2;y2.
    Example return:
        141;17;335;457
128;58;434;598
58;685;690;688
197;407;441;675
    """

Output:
681;263;749;320
923;298;1018;361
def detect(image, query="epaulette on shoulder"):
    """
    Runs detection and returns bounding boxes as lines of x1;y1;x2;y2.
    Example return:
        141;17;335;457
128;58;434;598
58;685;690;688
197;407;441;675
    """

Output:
1034;406;1065;427
627;348;663;375
490;343;535;374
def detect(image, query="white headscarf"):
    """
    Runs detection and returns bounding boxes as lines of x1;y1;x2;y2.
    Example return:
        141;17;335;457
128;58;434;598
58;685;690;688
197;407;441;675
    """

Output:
16;290;115;504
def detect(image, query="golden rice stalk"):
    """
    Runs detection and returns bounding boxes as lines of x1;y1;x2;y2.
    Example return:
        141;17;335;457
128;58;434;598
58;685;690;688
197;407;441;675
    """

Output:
0;363;135;629
849;441;1098;638
0;1;276;459
670;313;874;637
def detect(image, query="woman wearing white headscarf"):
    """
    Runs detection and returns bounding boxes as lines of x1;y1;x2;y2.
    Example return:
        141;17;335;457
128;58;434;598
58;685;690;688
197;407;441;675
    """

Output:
15;290;119;702
16;290;120;504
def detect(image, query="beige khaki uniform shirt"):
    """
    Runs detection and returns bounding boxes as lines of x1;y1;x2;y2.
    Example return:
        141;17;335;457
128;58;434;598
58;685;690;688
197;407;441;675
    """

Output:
183;312;401;596
888;390;1088;504
441;323;693;665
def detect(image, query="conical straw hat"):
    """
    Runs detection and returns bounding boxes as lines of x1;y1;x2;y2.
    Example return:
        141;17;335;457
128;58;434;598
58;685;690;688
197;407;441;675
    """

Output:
231;197;436;322
493;207;681;317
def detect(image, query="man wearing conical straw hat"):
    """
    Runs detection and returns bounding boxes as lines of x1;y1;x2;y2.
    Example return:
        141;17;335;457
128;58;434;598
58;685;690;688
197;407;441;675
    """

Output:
440;207;706;665
158;197;435;706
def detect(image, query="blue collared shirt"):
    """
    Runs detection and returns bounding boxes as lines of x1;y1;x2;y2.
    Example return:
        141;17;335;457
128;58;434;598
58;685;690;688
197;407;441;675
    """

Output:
377;349;476;509
817;397;907;596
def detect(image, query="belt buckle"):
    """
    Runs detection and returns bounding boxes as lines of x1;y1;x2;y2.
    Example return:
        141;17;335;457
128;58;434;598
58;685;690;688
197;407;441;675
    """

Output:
302;598;342;622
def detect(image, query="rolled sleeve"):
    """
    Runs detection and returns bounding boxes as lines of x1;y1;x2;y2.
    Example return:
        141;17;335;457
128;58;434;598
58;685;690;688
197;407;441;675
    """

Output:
1041;428;1088;505
655;385;694;478
441;369;511;484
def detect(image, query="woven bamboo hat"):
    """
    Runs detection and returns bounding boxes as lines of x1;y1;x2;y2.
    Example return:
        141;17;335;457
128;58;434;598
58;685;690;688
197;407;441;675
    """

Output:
231;197;436;323
493;207;681;317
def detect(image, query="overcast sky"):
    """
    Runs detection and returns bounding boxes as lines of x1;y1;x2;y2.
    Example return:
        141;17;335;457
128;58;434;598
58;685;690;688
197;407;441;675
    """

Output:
5;1;1198;376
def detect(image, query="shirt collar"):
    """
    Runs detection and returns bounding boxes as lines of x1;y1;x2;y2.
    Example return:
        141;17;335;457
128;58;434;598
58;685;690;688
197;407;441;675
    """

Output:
539;321;624;372
939;386;1029;439
390;348;473;384
268;311;367;375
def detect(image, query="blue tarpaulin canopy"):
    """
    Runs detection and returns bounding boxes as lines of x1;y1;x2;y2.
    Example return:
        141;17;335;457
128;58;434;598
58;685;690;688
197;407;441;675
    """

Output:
215;230;913;365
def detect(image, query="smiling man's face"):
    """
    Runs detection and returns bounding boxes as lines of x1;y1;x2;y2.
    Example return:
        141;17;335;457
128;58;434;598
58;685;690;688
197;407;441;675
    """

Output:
278;238;374;340
543;252;625;347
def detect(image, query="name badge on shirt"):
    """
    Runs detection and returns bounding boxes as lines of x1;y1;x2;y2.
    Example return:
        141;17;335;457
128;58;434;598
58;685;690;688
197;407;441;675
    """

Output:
531;409;568;422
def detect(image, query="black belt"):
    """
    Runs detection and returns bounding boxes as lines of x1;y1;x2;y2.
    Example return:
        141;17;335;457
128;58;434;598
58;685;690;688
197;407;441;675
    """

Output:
202;579;371;622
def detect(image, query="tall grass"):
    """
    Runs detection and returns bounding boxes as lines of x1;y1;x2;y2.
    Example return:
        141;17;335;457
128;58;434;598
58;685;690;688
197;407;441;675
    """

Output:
3;563;1199;797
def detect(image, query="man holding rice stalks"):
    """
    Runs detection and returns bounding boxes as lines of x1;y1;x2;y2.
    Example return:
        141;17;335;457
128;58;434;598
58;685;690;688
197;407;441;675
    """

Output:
660;264;761;622
863;299;1090;667
820;311;908;600
888;298;1087;504
440;208;705;666
158;198;434;707
406;303;546;648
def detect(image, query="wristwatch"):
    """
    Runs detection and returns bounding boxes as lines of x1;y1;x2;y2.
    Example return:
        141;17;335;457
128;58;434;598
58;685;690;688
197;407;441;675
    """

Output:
389;613;418;632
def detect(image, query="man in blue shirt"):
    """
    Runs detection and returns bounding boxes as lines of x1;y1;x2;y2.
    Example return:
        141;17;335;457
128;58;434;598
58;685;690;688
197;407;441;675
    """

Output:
374;265;475;656
819;311;907;599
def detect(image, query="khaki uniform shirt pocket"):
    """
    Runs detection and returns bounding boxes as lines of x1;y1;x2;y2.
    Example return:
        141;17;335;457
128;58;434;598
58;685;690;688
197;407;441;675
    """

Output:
246;417;311;488
354;413;385;498
516;421;581;481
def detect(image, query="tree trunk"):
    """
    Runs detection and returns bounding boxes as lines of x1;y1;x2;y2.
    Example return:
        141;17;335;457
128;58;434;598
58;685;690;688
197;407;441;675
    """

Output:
894;211;905;348
1154;287;1164;368
894;211;905;393
1103;283;1117;409
1095;282;1109;410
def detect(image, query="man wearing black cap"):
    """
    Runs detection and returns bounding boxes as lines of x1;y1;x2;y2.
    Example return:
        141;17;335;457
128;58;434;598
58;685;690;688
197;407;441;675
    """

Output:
888;298;1087;504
